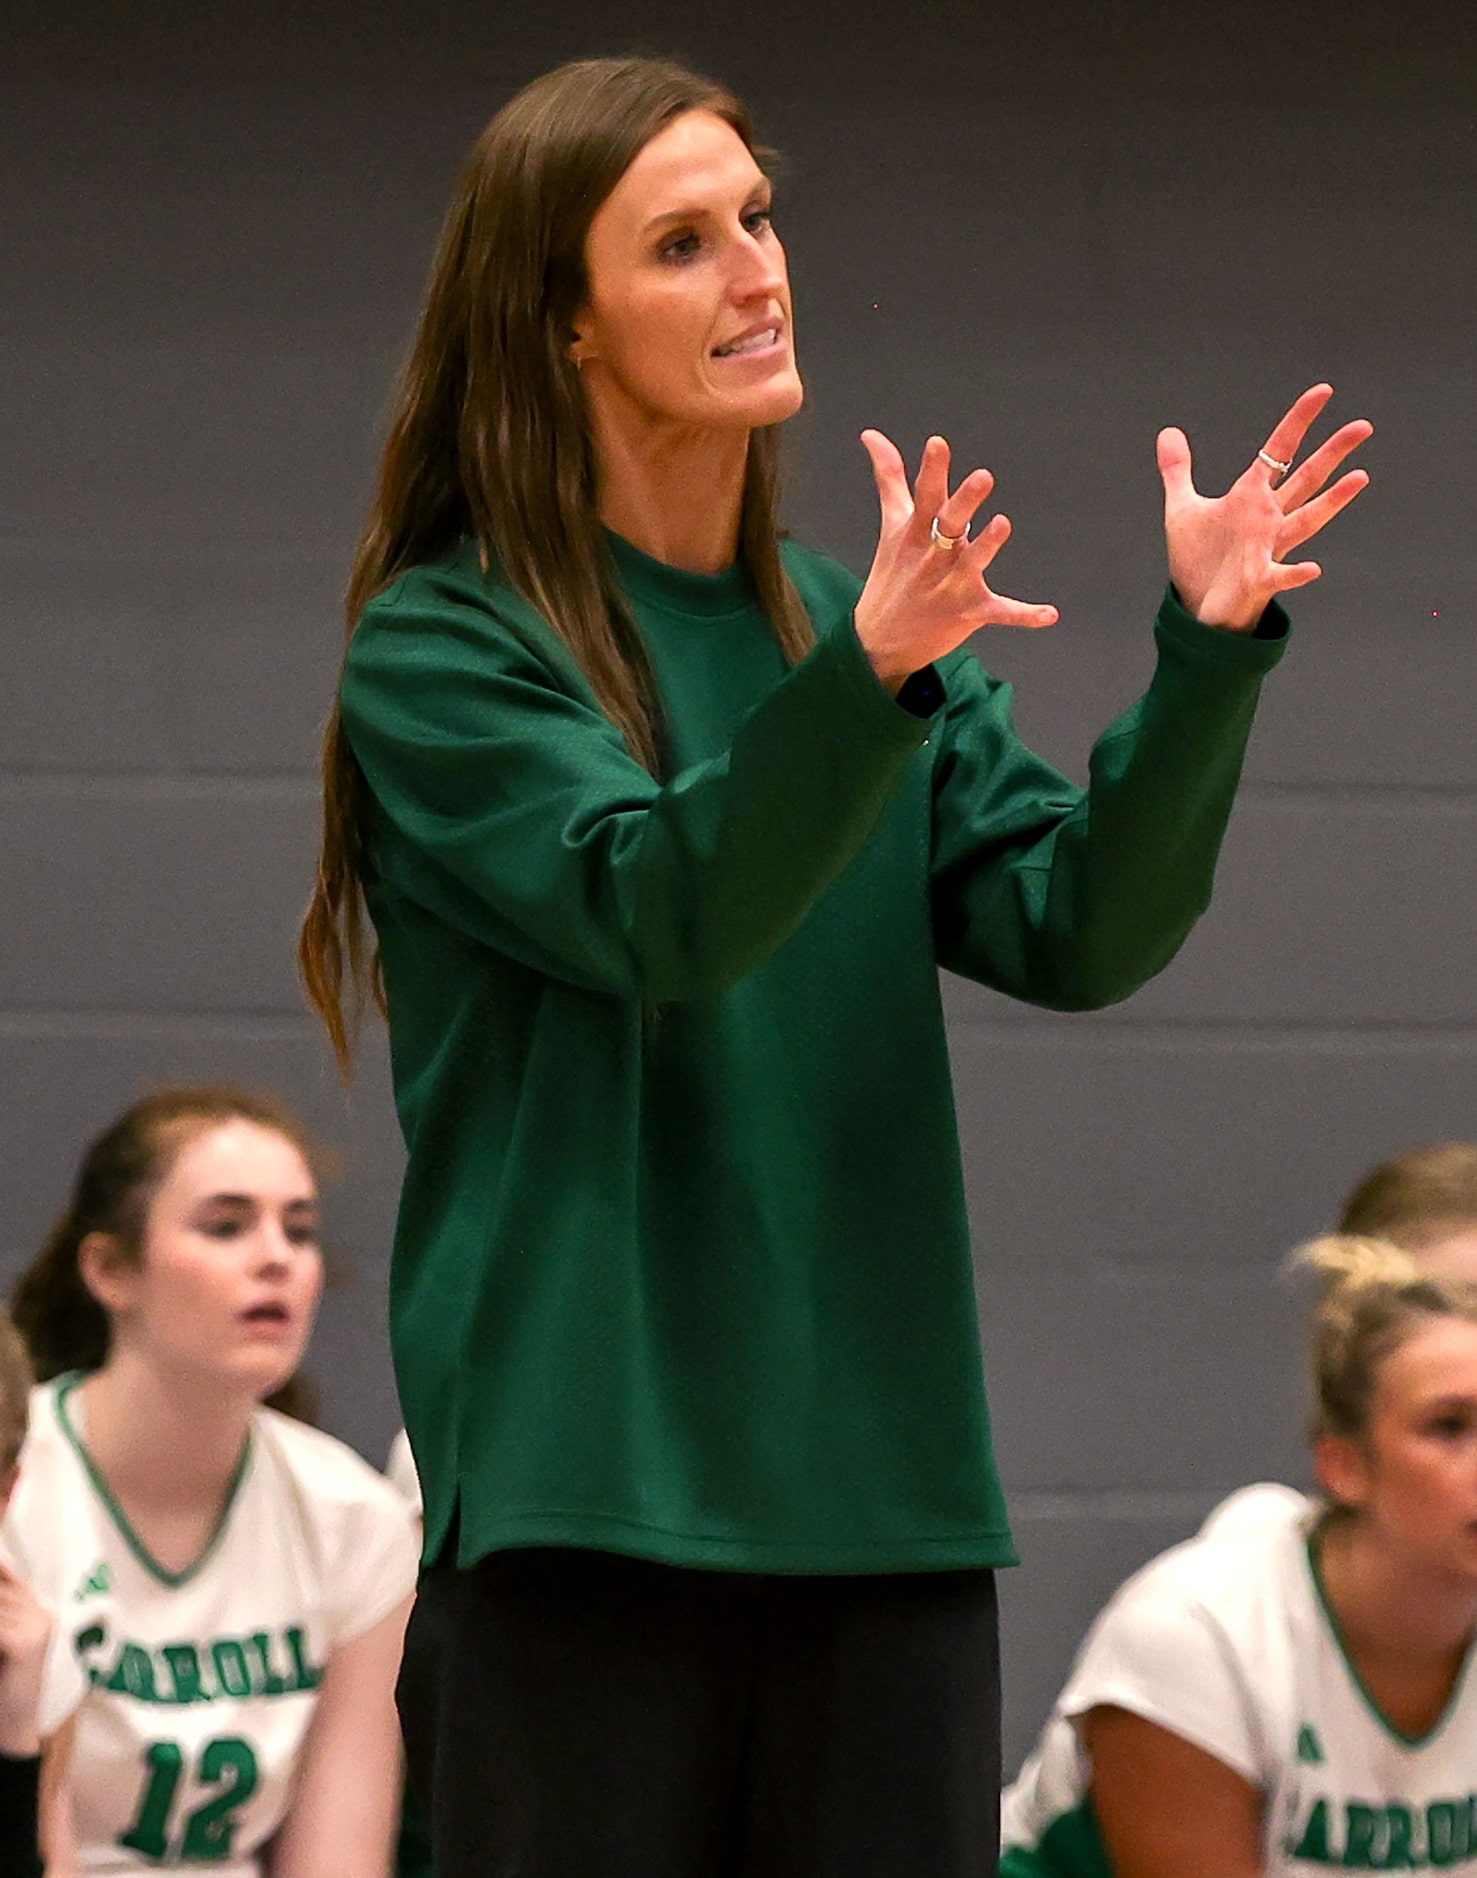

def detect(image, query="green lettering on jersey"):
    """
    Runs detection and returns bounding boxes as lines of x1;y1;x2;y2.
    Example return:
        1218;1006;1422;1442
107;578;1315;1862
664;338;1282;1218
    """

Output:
74;1622;107;1684
107;1642;159;1702
161;1643;207;1705
210;1639;252;1699
284;1625;323;1692
1426;1802;1461;1869
75;1626;322;1706
178;1736;260;1859
1294;1799;1333;1863
1343;1803;1380;1869
118;1736;259;1862
1297;1724;1326;1765
1383;1804;1416;1870
247;1630;290;1696
1291;1796;1477;1870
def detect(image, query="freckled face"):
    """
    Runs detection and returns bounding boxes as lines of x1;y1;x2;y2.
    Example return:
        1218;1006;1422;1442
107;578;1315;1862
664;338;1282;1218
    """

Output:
572;109;803;435
1329;1319;1477;1586
111;1122;324;1399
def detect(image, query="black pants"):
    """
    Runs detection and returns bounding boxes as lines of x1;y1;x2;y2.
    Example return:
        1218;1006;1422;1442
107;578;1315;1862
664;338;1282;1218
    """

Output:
397;1545;1001;1878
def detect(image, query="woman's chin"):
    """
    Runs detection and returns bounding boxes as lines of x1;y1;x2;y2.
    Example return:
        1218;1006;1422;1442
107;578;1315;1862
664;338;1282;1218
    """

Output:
730;372;805;430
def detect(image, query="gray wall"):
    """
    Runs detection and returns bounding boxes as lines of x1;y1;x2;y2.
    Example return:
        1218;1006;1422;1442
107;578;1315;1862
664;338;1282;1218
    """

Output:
5;0;1474;1769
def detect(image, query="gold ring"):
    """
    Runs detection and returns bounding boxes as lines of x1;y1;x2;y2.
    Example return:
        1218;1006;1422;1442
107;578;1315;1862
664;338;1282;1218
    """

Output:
930;517;966;551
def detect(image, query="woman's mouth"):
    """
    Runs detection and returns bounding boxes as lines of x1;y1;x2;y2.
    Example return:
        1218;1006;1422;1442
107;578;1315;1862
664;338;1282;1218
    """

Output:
712;327;783;359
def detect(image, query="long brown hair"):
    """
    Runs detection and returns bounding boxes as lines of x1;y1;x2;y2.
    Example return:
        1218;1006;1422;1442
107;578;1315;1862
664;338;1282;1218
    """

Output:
299;56;813;1072
11;1087;325;1421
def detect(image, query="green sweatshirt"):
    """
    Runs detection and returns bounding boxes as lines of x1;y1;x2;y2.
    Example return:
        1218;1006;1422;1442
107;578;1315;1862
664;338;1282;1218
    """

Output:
342;530;1287;1573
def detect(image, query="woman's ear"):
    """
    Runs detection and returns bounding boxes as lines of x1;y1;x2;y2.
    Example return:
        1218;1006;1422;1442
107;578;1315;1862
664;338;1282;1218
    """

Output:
77;1231;139;1318
1313;1432;1371;1516
566;310;596;367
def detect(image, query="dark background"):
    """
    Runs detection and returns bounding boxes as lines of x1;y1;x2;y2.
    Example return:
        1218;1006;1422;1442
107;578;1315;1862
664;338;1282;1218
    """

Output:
5;0;1474;1766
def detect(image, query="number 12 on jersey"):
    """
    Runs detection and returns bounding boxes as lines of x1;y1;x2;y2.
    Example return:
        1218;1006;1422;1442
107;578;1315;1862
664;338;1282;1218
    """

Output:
120;1736;260;1861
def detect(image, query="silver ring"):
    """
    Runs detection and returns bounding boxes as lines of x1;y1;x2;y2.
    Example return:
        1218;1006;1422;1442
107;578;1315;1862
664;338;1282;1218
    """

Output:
1258;448;1292;476
930;516;966;551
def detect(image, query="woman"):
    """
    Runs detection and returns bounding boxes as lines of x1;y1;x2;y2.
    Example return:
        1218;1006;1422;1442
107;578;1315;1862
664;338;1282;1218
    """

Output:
1001;1234;1477;1876
4;1088;419;1877
298;55;1370;1875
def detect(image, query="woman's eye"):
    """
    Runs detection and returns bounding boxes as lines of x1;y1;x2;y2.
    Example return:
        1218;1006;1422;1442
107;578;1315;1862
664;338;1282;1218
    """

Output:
744;207;773;235
661;231;702;264
286;1226;320;1249
1429;1414;1471;1439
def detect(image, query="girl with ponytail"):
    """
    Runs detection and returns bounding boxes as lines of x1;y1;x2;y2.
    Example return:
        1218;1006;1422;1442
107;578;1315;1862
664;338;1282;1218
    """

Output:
2;1089;419;1877
1001;1233;1477;1877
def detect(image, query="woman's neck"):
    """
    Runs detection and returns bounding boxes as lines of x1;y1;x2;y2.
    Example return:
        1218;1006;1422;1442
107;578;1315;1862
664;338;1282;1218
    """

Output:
588;396;749;575
79;1352;255;1517
1315;1516;1477;1734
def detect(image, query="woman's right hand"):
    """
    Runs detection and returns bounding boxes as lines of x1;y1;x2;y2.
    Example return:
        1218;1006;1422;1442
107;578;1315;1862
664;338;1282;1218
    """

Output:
853;431;1058;692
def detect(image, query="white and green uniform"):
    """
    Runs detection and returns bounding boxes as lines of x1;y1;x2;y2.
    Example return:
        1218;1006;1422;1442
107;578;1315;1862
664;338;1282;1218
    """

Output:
1001;1484;1477;1876
0;1376;419;1876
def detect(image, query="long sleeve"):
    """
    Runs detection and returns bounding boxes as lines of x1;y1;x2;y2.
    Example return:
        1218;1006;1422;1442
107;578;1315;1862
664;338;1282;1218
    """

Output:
341;558;935;1005
930;587;1289;1009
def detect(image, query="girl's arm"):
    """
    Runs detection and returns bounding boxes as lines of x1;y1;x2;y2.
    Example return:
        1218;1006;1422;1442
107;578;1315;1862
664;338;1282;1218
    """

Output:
39;1714;77;1878
268;1595;413;1878
1084;1705;1264;1878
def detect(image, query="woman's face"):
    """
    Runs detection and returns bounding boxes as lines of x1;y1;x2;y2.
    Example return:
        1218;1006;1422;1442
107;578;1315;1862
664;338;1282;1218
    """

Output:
572;109;803;437
1320;1316;1477;1586
97;1120;323;1400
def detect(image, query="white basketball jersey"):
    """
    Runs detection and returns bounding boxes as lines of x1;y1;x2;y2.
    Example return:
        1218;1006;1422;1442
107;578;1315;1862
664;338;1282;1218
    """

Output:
1;1378;419;1877
1001;1484;1477;1876
384;1429;423;1517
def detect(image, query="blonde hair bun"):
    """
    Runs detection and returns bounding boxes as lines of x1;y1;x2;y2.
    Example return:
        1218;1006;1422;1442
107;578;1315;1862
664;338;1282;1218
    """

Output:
1291;1233;1422;1296
1295;1233;1477;1445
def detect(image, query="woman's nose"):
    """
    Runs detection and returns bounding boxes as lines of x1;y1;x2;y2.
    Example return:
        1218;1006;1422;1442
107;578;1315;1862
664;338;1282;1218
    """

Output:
728;227;784;300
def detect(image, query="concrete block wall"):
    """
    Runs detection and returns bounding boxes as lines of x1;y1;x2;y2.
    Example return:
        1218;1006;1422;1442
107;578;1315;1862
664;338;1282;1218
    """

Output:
6;0;1473;1769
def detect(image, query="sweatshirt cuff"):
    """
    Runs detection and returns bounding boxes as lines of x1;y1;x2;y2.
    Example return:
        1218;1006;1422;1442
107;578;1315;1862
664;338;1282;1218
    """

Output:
823;615;946;744
1154;585;1291;679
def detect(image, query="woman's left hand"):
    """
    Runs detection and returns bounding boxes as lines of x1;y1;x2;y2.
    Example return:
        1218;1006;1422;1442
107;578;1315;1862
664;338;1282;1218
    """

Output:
1158;383;1372;631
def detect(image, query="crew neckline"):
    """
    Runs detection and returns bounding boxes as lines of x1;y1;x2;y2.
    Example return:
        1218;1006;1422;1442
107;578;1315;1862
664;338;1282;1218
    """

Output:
605;529;759;621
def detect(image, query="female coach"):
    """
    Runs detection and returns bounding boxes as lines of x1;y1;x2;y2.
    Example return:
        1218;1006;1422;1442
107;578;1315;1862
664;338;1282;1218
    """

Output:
298;54;1371;1877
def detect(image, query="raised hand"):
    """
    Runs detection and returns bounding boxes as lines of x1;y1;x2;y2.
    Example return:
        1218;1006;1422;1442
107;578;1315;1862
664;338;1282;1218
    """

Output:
854;432;1058;691
1158;385;1372;632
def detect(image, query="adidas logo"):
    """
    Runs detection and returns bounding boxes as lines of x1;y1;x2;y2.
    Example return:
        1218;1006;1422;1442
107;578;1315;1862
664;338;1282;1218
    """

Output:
1296;1723;1325;1765
75;1562;111;1602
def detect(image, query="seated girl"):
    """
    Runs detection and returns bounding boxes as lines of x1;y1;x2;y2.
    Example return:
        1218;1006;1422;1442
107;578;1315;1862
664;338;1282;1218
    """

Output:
5;1087;419;1877
1002;1229;1477;1877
